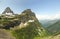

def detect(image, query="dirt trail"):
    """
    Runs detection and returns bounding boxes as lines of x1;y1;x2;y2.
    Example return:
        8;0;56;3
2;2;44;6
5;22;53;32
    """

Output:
0;29;15;39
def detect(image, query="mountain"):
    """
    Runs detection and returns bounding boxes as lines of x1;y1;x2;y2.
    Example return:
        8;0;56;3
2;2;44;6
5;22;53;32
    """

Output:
0;9;48;39
47;20;60;34
40;19;58;28
1;7;60;39
11;9;47;39
2;7;14;14
1;7;15;18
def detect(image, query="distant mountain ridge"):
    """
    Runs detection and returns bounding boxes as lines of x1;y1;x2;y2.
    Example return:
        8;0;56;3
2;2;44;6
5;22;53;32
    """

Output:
47;20;60;34
40;19;58;28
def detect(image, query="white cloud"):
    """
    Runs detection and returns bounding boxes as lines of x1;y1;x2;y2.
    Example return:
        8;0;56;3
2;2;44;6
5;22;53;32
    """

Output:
36;13;60;20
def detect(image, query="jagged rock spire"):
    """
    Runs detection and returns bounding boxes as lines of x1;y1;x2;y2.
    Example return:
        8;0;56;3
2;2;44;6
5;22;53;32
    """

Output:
2;7;14;14
22;9;35;17
22;9;32;13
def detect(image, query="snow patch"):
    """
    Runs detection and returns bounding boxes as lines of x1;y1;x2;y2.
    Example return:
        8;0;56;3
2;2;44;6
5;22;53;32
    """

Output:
5;12;13;15
24;22;28;26
28;20;34;22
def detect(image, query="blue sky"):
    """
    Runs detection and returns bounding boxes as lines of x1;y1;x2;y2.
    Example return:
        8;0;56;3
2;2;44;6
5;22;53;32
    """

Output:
0;0;60;20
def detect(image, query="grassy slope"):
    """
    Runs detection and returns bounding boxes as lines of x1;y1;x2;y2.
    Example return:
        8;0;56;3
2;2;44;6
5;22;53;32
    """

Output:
11;21;48;39
0;18;60;39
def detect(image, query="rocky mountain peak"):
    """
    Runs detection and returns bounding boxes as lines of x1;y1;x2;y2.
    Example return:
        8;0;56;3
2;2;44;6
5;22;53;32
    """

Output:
2;7;14;14
19;9;37;23
21;9;35;17
22;9;31;13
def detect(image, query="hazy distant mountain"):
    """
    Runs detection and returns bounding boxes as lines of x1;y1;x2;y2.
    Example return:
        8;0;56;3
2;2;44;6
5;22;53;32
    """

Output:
47;20;60;34
40;19;58;28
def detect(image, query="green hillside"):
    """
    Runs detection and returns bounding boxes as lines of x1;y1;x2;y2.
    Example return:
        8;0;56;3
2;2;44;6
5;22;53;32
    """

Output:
11;21;47;39
10;9;48;39
0;8;60;39
0;8;48;39
47;20;60;34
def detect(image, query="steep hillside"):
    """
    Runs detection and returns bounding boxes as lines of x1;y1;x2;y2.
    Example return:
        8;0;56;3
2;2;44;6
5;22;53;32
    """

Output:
50;34;60;39
0;8;48;39
40;19;58;28
36;34;60;39
47;20;60;34
11;9;48;39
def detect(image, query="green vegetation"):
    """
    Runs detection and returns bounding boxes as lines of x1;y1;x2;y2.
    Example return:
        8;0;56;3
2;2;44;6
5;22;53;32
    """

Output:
11;21;48;39
47;20;60;34
0;8;60;39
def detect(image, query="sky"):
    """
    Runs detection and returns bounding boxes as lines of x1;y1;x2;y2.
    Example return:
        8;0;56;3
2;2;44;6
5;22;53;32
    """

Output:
0;0;60;20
